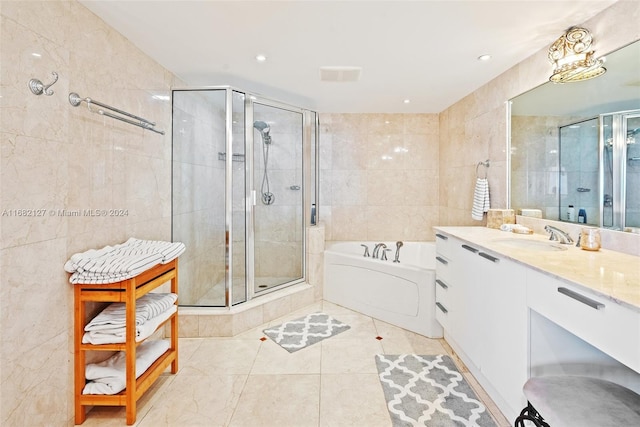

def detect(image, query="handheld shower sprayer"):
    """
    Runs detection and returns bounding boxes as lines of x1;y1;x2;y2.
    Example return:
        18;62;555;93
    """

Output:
254;120;274;204
393;241;403;263
253;121;272;144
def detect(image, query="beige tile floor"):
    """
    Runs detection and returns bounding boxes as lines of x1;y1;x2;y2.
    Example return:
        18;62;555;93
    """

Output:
79;301;511;427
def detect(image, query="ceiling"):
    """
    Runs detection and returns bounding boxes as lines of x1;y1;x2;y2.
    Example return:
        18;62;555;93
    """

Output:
80;0;618;113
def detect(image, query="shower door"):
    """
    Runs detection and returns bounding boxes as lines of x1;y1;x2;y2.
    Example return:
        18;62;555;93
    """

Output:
250;101;305;294
624;114;640;228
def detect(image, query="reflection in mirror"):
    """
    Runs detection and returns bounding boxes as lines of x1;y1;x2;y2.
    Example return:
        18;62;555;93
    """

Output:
559;117;599;226
510;39;640;233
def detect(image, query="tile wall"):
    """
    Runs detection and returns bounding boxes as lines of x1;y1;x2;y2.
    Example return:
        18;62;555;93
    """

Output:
319;113;440;242
1;1;176;425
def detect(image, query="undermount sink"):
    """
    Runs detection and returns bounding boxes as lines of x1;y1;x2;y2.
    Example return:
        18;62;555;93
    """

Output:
492;238;568;252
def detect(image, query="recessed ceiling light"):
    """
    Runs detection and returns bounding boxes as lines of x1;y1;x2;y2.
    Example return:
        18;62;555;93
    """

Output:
403;99;411;104
255;54;267;62
31;52;42;58
478;54;492;61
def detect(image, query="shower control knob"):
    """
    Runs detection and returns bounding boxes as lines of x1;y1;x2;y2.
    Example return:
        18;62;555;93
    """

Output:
262;192;275;205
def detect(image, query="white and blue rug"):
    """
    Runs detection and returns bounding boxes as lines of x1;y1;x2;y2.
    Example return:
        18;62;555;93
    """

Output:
376;354;498;427
263;312;350;353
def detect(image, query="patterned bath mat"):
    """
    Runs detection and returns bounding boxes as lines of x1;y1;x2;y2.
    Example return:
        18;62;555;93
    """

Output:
262;312;350;353
376;354;497;427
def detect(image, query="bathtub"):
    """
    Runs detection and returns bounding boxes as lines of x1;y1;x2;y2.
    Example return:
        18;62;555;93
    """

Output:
323;241;443;338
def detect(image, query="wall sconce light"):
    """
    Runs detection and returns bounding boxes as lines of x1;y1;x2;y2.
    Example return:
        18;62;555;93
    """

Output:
548;26;606;83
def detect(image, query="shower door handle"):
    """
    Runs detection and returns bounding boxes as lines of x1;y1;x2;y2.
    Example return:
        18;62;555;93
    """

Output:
251;190;257;206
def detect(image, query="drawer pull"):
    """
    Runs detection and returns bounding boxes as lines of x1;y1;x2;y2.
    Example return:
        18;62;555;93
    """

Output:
436;256;448;265
462;244;478;253
479;252;499;263
435;233;448;240
557;287;605;310
436;302;448;314
436;279;448;289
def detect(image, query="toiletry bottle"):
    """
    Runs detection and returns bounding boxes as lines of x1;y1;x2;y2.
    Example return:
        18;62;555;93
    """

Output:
567;205;575;222
578;208;587;224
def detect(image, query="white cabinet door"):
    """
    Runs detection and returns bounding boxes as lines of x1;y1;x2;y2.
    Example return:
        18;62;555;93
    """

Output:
479;250;528;416
438;235;528;419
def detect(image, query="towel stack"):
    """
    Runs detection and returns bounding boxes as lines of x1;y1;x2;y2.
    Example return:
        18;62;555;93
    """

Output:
471;178;491;221
82;293;178;344
83;339;170;395
64;238;185;284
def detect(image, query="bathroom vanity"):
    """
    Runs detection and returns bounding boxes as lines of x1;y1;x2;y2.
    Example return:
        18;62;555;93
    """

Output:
433;226;640;422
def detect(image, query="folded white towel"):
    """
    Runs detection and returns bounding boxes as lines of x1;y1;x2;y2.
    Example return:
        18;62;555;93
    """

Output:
471;178;491;221
83;339;170;395
82;305;177;345
84;293;178;332
65;238;186;284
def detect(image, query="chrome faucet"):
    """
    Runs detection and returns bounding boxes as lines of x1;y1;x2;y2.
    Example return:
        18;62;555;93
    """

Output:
381;248;391;261
393;241;403;263
544;225;574;244
360;244;370;257
372;243;387;259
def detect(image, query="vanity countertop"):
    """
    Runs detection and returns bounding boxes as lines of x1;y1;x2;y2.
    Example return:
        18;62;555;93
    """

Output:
433;226;640;312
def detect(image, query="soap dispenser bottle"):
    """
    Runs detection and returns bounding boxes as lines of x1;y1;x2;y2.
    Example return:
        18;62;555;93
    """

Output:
567;205;575;222
578;208;587;224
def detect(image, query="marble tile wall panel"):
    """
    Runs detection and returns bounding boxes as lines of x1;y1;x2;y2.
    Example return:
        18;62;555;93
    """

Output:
1;1;176;424
320;113;440;242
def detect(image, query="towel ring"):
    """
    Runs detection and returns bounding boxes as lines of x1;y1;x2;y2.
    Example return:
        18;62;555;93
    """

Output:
476;160;490;179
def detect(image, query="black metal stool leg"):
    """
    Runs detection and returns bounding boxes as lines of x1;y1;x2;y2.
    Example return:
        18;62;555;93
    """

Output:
514;402;550;427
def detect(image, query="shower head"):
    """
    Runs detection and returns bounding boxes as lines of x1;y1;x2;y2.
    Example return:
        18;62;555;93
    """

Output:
253;120;272;144
253;120;270;134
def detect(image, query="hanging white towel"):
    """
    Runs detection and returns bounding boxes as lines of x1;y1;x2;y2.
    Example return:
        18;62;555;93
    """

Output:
471;178;491;221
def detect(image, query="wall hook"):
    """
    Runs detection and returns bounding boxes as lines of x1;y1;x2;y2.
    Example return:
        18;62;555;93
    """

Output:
29;71;59;96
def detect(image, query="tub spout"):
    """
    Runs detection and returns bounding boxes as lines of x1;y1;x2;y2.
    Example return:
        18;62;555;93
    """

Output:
381;248;391;261
372;243;387;259
393;241;403;263
360;244;370;257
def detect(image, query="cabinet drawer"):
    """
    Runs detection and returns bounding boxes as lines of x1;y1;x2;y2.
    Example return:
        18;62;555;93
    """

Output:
435;300;450;329
435;254;453;282
527;269;640;373
435;277;451;306
435;232;451;258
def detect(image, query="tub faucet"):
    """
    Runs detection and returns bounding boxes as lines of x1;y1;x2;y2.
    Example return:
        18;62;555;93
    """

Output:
381;248;391;261
544;225;574;244
393;241;403;263
360;244;370;257
372;243;387;259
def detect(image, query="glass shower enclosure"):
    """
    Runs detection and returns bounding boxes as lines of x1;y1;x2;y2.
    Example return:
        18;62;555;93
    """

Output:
172;88;318;307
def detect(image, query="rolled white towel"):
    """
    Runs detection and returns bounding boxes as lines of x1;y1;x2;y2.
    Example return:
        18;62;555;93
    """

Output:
83;339;170;395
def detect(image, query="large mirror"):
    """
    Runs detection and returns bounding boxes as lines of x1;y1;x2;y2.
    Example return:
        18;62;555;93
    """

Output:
510;39;640;232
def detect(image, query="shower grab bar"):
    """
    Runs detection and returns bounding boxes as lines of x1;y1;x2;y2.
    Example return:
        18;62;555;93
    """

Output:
68;92;165;135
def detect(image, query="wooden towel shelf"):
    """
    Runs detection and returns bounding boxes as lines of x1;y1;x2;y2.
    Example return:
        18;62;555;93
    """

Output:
73;259;179;425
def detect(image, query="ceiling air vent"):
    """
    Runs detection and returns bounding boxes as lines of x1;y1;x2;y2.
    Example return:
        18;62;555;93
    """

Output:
319;66;362;82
